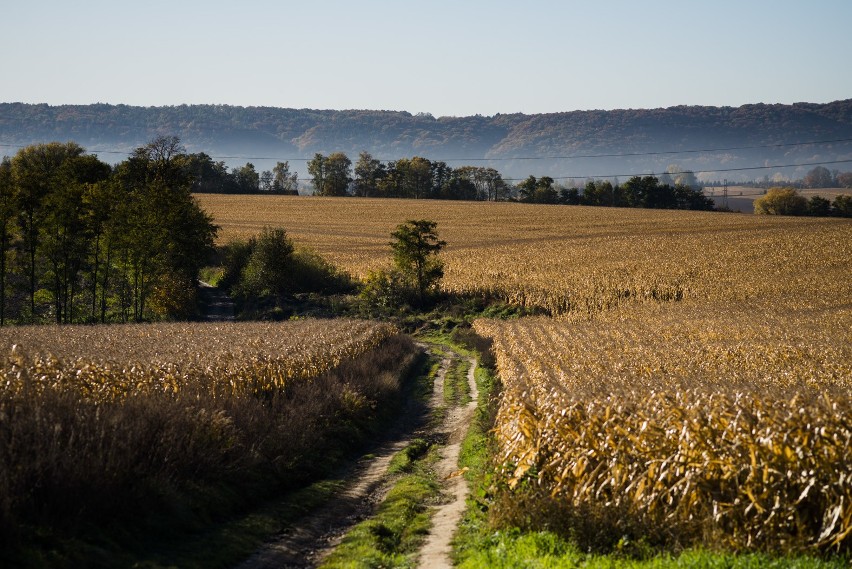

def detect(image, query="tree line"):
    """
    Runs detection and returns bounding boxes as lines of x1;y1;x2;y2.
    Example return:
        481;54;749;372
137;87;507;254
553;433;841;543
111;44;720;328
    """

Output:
308;152;510;201
183;153;299;194
0;137;217;325
306;151;715;210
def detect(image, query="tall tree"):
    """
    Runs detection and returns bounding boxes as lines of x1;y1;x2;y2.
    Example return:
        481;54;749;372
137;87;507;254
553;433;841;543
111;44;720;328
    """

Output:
353;152;384;197
803;166;835;189
272;161;299;193
0;158;13;325
390;219;446;305
309;152;352;196
11;142;87;322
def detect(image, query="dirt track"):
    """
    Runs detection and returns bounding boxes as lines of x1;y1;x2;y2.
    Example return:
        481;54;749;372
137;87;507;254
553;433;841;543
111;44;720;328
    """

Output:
235;347;477;568
416;356;478;568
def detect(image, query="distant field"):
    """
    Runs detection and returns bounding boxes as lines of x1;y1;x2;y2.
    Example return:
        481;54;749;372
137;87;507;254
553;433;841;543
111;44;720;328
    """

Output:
196;194;852;315
704;186;852;212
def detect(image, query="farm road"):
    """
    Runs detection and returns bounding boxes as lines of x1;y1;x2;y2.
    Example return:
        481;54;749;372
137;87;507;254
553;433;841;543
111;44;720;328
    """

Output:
198;280;235;321
234;346;478;568
416;354;478;568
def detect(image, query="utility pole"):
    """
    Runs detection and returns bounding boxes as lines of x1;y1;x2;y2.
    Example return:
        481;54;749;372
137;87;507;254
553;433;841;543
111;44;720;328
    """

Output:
723;178;729;209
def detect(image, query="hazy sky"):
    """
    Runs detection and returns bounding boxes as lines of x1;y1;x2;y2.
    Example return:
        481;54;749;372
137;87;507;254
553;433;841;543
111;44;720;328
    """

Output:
3;1;850;117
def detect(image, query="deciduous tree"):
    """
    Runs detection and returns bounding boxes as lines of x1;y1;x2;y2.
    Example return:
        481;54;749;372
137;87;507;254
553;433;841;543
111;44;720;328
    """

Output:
390;219;446;305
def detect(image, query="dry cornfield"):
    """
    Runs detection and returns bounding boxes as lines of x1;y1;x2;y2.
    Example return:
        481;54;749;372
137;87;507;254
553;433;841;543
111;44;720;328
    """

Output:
0;319;416;550
474;301;852;551
197;195;852;551
0;319;397;400
196;195;852;315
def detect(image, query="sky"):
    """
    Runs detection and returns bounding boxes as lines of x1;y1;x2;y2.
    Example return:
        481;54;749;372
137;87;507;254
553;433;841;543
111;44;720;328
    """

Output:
2;0;851;117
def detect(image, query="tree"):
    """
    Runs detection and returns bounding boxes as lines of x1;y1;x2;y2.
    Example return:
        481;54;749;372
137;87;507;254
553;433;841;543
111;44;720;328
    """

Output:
239;227;294;301
232;163;260;193
260;170;273;192
11;141;88;321
753;187;807;215
390;219;446;305
837;172;852;189
803;166;834;189
308;152;351;196
806;195;832;216
353;152;384;197
832;195;852;217
272;161;299;193
518;176;558;204
0;157;13;325
455;166;507;201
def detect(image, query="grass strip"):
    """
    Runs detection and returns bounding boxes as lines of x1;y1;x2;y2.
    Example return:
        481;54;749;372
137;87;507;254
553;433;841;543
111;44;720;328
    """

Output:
318;441;441;569
443;355;471;406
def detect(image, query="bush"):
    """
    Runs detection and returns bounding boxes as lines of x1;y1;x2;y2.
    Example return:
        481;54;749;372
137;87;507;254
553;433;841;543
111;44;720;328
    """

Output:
754;187;807;215
360;269;411;314
220;228;351;309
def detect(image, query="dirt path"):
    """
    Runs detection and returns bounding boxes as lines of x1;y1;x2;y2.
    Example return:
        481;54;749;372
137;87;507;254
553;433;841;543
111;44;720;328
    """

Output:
416;356;479;568
198;280;235;321
235;351;457;569
235;437;412;568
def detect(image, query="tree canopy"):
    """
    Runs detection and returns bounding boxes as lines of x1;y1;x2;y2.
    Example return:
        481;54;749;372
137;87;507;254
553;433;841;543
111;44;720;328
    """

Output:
0;137;217;324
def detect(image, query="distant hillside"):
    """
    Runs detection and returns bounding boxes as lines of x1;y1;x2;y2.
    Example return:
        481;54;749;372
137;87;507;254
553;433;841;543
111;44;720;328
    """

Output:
1;101;851;181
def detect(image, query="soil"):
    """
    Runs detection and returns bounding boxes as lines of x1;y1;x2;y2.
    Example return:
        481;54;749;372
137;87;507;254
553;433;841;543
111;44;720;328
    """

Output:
235;347;478;568
416;356;479;568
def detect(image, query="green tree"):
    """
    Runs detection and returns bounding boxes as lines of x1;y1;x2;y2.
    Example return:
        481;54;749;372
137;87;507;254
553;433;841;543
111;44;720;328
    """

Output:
272;161;298;193
232;163;260;192
753;187;808;215
353;151;384;197
831;194;852;217
0;157;13;325
806;195;832;216
308;152;351;196
390;219;446;305
518;176;558;204
11;141;87;321
240;227;295;301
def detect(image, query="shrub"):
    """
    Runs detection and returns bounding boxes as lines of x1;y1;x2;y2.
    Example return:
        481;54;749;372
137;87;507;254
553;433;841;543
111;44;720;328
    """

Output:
753;187;807;215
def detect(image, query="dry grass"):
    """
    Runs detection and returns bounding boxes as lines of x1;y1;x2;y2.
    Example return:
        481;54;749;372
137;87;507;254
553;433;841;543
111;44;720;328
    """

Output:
196;195;852;316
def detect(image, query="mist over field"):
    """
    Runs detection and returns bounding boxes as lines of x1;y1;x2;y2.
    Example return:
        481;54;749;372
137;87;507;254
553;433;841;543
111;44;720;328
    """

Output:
2;100;851;182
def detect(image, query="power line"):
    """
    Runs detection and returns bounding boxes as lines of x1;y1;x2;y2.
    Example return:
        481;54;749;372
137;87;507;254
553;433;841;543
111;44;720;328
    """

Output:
1;137;851;163
498;159;852;182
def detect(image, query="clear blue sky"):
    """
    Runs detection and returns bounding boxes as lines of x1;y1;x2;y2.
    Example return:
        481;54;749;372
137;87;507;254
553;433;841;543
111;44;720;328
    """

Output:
3;0;850;117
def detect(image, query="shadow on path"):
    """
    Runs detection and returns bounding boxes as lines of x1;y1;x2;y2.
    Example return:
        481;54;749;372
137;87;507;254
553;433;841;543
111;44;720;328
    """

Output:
198;281;236;321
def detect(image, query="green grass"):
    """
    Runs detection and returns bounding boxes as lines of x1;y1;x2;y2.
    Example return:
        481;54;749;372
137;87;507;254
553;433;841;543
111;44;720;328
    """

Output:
319;441;442;569
443;356;472;406
455;530;849;568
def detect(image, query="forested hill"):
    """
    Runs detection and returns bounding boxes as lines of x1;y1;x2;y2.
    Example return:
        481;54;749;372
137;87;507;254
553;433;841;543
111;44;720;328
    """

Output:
2;100;851;181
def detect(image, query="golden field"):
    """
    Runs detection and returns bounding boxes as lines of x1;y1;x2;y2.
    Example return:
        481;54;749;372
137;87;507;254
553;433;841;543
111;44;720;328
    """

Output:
474;302;851;550
196;195;852;315
196;195;852;551
1;319;397;400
